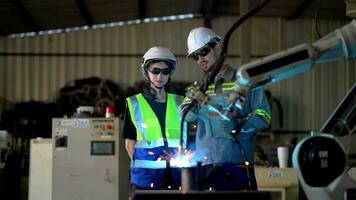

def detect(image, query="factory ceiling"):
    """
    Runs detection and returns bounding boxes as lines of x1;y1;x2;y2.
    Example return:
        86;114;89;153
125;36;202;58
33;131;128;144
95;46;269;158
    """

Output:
0;0;349;36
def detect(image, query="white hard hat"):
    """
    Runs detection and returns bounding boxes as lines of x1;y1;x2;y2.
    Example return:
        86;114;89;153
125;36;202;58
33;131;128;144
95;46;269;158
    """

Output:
141;47;177;69
187;27;221;57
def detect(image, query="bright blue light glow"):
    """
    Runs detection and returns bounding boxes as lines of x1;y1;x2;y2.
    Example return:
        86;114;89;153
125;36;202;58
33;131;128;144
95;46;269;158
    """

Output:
169;148;195;168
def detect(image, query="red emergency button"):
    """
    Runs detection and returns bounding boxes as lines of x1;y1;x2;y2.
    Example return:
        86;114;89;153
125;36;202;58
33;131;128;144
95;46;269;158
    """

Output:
106;124;113;130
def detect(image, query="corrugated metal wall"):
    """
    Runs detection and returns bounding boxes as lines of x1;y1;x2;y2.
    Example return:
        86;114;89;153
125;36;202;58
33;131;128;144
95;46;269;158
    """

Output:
0;16;355;132
0;18;204;102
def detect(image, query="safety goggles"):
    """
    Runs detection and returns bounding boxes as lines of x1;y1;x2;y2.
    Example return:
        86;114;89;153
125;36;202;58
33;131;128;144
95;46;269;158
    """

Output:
147;67;173;75
192;43;217;60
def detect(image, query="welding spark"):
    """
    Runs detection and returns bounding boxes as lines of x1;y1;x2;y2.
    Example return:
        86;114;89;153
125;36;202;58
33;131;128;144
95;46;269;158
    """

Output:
168;148;195;168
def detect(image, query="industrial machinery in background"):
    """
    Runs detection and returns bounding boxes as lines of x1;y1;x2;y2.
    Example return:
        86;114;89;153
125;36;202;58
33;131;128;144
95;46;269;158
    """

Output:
232;18;356;200
292;84;355;200
29;117;129;200
186;17;356;200
52;117;128;200
0;77;126;200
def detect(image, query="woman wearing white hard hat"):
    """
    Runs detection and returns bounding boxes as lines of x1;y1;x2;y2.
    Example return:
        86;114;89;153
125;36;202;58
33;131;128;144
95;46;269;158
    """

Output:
121;47;185;195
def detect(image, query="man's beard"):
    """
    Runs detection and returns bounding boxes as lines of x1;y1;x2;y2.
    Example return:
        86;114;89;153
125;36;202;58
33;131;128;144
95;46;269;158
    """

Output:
202;64;212;74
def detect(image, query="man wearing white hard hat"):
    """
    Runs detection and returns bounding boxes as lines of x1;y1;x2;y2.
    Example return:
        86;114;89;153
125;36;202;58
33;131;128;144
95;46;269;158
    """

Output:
181;27;271;190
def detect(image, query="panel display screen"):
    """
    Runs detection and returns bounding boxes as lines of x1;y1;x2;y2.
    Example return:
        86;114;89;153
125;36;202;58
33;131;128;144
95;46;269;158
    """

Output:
91;141;115;155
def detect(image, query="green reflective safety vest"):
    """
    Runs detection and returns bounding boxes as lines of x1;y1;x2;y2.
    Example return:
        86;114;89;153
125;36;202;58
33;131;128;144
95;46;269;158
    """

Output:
126;93;185;149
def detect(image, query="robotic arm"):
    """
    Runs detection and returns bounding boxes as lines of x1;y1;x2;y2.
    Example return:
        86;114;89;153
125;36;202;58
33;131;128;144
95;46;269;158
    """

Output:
230;19;356;107
291;83;355;200
236;19;356;88
186;19;356;199
231;20;356;200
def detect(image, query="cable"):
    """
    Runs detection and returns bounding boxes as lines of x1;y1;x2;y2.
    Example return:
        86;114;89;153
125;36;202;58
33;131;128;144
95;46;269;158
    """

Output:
179;101;196;148
230;117;254;191
314;0;322;39
201;0;271;92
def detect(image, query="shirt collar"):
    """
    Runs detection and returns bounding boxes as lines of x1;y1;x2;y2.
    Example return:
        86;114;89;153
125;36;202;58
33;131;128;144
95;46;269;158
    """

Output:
214;64;236;82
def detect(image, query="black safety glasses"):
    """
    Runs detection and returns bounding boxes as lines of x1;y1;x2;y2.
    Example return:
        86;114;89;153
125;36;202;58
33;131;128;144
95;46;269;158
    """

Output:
192;43;217;61
148;67;173;75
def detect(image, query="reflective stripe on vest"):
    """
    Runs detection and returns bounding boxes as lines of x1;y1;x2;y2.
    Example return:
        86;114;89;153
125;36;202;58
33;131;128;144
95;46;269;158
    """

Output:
131;159;167;169
253;108;271;124
127;96;143;140
206;82;235;94
126;93;182;148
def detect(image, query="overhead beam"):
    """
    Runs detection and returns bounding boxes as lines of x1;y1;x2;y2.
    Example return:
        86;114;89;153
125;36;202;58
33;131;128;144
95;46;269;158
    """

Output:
75;0;94;26
286;0;314;20
12;0;40;32
200;0;218;28
138;0;147;20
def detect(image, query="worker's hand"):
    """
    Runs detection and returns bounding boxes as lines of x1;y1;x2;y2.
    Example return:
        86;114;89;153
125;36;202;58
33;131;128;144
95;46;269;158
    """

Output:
158;149;172;161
